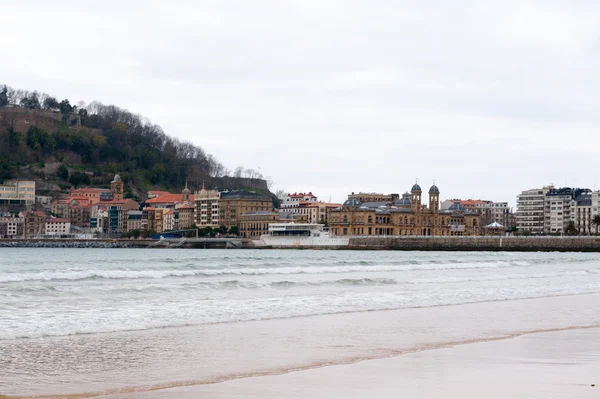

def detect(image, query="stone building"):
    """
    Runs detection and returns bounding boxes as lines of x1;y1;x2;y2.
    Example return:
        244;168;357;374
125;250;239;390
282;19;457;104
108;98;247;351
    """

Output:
353;192;399;204
219;190;273;228
176;205;195;230
21;210;48;237
329;184;480;237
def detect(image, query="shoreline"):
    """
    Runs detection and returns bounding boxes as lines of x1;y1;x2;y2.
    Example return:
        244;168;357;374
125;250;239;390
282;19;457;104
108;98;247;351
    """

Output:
3;236;600;251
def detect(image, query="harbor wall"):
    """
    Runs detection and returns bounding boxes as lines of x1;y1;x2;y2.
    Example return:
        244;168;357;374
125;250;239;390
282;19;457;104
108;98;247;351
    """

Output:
347;236;600;252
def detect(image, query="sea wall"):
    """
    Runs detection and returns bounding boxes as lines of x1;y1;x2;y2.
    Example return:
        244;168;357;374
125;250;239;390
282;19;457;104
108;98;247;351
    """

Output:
0;239;149;248
348;236;600;252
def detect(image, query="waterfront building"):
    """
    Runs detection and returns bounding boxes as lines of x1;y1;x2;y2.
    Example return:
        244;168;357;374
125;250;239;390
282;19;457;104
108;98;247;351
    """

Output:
516;186;552;234
571;193;593;234
20;211;47;237
329;184;480;237
126;210;143;232
219;190;273;228
544;187;589;234
239;211;307;238
284;201;342;224
175;205;195;230
280;192;318;209
0;216;24;238
68;204;92;228
163;209;175;231
488;202;511;228
142;207;156;231
194;185;221;227
0;180;36;208
45;218;71;236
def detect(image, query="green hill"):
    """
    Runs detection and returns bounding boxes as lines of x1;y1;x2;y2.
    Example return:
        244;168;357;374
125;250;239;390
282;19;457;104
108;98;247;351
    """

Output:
0;85;271;197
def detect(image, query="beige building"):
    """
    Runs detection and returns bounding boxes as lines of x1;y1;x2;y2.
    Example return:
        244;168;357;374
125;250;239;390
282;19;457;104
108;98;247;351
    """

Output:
219;190;273;228
20;211;47;237
516;186;552;234
286;201;342;224
176;205;195;229
194;185;221;227
0;180;36;206
330;184;480;237
45;218;71;235
544;187;589;234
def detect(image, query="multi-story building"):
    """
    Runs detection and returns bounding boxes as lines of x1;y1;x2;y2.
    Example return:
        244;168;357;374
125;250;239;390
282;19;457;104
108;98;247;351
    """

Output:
20;210;48;237
70;188;112;204
0;216;24;238
45;218;71;235
544;187;589;234
219;190;273;228
516;186;552;234
571;193;593;234
488;202;511;228
142;207;156;231
329;184;480;237
0;180;36;208
68;205;92;228
145;184;194;209
286;201;342;224
280;192;318;209
176;205;195;230
194;185;220;227
126;210;143;232
163;209;175;231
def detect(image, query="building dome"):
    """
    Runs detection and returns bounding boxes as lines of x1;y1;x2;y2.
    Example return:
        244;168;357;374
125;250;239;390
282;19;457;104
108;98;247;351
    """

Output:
429;184;439;193
182;181;191;194
448;201;466;211
395;192;412;207
343;195;362;207
411;183;422;192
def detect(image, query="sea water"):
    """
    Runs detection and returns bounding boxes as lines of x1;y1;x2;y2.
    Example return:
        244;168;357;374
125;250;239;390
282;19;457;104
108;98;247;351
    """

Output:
1;249;600;397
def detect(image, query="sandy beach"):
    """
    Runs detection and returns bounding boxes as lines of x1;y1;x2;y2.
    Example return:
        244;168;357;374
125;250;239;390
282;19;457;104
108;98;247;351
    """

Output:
107;328;599;399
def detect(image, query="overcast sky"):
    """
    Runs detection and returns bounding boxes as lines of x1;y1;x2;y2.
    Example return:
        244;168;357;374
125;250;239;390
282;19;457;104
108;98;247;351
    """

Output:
2;1;600;206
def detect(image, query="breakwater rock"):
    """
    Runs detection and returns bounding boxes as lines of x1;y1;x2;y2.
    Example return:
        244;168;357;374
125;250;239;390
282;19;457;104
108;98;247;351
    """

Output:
0;240;141;248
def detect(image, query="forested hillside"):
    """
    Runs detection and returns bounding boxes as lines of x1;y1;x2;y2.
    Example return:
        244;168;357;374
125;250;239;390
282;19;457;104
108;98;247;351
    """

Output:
0;85;269;194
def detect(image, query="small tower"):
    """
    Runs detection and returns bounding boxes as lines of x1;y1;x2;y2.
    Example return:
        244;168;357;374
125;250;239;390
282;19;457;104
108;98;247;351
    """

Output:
411;181;422;213
182;181;191;203
429;182;440;213
110;173;124;201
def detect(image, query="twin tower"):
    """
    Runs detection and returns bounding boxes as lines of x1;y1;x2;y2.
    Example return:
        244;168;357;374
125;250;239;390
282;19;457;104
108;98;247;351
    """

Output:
408;183;439;213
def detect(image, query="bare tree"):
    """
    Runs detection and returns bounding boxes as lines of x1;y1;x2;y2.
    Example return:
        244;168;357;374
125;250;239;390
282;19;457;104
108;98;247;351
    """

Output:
234;166;244;179
266;176;274;190
275;189;287;200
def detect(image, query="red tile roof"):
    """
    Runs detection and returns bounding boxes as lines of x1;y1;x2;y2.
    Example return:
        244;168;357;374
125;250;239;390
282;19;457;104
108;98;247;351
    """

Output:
146;193;195;204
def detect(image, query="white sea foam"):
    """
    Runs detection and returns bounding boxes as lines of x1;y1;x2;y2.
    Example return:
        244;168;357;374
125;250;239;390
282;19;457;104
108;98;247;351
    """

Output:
1;249;600;339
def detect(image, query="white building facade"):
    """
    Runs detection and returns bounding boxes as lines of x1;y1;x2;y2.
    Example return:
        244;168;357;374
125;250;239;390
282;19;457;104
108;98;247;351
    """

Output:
280;192;318;209
516;186;551;234
0;180;36;206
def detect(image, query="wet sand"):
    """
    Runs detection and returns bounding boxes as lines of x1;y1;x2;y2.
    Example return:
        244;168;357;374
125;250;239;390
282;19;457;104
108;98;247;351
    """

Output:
116;328;600;399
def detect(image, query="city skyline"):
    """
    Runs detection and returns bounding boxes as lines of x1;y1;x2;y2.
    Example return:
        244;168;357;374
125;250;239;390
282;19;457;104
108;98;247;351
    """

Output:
3;1;600;205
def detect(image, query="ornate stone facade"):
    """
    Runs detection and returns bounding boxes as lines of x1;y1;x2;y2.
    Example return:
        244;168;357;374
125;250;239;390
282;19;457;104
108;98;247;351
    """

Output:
329;184;480;237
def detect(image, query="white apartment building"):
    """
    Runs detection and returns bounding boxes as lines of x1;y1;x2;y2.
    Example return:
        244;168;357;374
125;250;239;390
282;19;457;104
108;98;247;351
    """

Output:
0;180;36;206
516;186;551;234
45;218;71;235
0;216;24;238
280;192;318;209
194;186;220;227
544;187;589;234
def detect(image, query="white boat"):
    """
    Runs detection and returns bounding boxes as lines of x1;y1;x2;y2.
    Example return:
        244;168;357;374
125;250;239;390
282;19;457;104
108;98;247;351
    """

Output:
258;223;350;248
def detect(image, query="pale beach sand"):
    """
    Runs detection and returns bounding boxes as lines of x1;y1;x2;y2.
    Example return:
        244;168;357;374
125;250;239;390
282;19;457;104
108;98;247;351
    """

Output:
113;328;600;399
